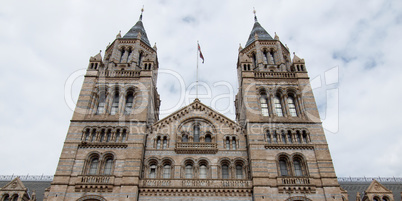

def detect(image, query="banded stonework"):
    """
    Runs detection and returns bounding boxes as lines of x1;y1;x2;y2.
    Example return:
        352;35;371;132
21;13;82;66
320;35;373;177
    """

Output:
44;12;343;201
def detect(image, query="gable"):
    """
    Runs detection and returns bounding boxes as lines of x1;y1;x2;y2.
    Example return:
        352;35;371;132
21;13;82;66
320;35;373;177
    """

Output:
153;99;239;133
365;180;392;194
0;177;26;191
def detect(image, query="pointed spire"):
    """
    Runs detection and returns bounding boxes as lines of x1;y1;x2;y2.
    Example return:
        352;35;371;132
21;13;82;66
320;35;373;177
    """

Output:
123;6;151;47
274;32;279;40
245;9;273;48
139;5;144;21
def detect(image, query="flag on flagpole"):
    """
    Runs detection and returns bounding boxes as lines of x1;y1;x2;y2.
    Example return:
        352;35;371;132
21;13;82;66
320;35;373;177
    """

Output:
198;43;205;63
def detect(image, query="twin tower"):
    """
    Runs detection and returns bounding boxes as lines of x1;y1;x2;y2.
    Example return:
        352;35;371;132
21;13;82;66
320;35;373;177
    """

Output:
45;11;345;201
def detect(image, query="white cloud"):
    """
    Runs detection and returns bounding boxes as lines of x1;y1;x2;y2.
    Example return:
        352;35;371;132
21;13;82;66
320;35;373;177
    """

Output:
0;0;401;177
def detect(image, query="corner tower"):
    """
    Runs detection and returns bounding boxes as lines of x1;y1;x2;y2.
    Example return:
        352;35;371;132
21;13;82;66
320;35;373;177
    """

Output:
235;13;343;201
46;11;160;201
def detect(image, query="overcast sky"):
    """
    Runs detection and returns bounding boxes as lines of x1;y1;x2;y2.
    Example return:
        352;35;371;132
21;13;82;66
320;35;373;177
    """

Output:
1;0;402;177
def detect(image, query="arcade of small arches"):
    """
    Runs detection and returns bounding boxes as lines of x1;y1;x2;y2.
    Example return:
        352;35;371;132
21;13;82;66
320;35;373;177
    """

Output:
259;87;304;118
265;129;311;144
81;127;128;143
144;158;249;180
88;85;137;116
366;196;391;201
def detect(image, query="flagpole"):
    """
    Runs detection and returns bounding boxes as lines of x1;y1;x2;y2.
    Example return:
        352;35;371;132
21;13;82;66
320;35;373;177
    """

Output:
196;41;199;99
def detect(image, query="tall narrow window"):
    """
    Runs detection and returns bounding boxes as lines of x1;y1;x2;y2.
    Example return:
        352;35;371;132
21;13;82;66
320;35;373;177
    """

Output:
156;137;161;149
226;137;230;150
100;130;105;142
273;131;278;143
281;133;286;144
279;159;288;176
287;131;293;144
104;158;113;175
252;52;257;68
205;134;212;142
163;137;167;149
296;131;302;144
85;129;90;141
120;48;125;63
199;165;207;179
232;137;237;150
294;159;303;176
288;96;297;117
266;130;271;143
182;135;188;142
302;131;308;143
125;92;134;114
106;130;111;142
89;158;99;175
185;165;193;179
3;195;9;201
236;165;243;179
274;96;283;116
138;52;143;67
194;125;200;142
91;130;96;142
260;95;269;116
222;165;229;179
149;165;157;178
96;91;106;114
270;51;275;64
163;164;171;178
115;130;120;142
12;196;18;201
121;130;126;142
110;91;119;115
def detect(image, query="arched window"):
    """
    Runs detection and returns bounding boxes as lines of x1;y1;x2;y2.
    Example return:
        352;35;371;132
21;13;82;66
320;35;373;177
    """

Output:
120;48;126;63
138;51;143;67
104;158;113;175
115;129;120;142
89;157;99;175
185;164;193;179
266;130;271;143
288;96;297;117
12;195;18;201
199;165;207;179
273;131;278;143
156;137;161;149
226;137;230;150
252;52;257;68
382;197;389;201
279;158;289;176
373;197;380;201
149;164;157;178
193;125;200;142
205;134;212;142
96;91;106;114
260;95;269;116
222;165;229;179
163;137;168;149
124;91;134;114
232;137;237;150
182;134;188;142
236;164;243;179
163;164;171;179
3;194;9;201
110;90;119;115
293;159;303;176
274;96;283;116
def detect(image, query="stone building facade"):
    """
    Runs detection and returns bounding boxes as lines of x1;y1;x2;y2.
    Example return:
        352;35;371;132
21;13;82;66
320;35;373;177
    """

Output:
38;12;346;201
